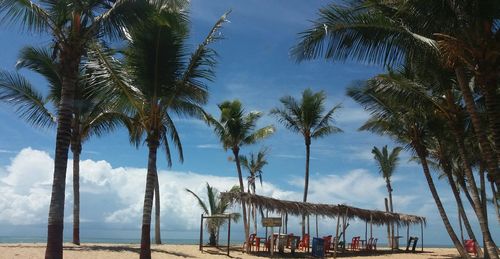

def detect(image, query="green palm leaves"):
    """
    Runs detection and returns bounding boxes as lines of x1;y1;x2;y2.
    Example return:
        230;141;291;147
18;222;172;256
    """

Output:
186;183;240;246
271;88;342;142
206;100;275;151
372;145;402;182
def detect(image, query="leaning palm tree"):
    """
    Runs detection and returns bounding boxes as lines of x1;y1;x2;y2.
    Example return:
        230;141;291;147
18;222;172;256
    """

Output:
270;88;342;237
186;183;241;246
205;100;275;252
240;147;268;233
101;9;229;259
292;4;500;255
0;46;127;245
347;80;471;258
371;145;402;249
0;1;150;257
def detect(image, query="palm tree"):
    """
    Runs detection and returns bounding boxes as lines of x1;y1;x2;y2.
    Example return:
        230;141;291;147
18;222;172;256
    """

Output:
371;145;402;249
240;147;268;233
292;0;500;213
347;79;471;258
186;183;241;246
102;9;229;259
270;88;342;237
0;1;149;257
0;46;127;245
205;100;275;252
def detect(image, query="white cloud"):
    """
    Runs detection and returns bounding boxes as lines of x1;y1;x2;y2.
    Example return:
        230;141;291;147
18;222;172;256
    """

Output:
195;144;220;149
0;147;471;245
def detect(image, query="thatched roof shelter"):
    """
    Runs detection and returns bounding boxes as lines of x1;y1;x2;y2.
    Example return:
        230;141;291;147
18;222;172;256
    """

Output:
220;192;425;226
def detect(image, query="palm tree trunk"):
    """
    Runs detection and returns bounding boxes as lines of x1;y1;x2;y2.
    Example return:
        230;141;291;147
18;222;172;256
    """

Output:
384;198;392;249
414;145;470;258
455;67;500;193
453;72;498;258
387;180;395;249
140;140;159;259
302;139;311;237
443;163;483;257
45;50;81;259
71;137;81;246
490;181;500;224
482;80;500;168
233;147;250;253
154;172;162;244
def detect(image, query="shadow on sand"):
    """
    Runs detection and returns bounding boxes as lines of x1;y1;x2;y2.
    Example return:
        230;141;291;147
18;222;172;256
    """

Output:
64;244;195;258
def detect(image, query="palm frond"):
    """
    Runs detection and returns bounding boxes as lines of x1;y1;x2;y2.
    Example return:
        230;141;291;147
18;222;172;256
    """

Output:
0;70;55;128
185;188;209;214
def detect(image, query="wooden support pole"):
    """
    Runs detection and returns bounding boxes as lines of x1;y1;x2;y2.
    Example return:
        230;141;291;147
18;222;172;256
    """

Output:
342;207;348;253
420;222;423;252
365;221;367;243
370;213;373;238
406;225;409;245
227;215;231;256
315;214;319;238
270;226;274;256
199;214;204;251
334;214;341;258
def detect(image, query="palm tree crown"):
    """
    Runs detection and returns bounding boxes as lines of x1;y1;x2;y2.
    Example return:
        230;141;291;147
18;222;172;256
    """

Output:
372;145;402;182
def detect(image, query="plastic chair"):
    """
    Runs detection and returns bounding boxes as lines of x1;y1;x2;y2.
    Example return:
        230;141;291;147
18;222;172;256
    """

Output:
286;233;294;248
323;235;333;253
298;234;310;251
464;239;477;257
242;233;256;252
264;234;278;252
348;236;360;250
364;237;374;251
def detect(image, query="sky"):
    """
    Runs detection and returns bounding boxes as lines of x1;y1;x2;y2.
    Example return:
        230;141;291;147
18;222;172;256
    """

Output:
0;0;498;246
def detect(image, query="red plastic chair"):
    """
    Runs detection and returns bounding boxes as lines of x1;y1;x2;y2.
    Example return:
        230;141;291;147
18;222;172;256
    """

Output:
298;234;310;251
243;233;256;252
323;235;333;253
264;234;278;252
464;240;477;257
348;236;361;250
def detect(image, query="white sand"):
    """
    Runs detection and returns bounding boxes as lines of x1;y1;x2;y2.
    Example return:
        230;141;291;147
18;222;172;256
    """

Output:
0;243;462;258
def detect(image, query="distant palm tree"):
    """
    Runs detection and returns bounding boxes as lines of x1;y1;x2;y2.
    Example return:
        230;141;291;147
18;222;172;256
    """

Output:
0;1;148;256
271;88;342;236
371;145;402;249
240;147;268;233
0;46;127;246
205;100;275;252
186;183;241;246
99;9;229;259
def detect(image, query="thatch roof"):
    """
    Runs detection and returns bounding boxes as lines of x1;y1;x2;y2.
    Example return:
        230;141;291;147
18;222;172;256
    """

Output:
220;192;425;226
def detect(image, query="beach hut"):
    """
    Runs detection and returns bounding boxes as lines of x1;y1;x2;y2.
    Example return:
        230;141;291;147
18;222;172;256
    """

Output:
220;192;426;256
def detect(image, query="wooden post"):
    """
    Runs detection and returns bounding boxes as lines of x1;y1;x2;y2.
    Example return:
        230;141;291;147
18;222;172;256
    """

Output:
199;214;204;251
406;225;409;245
265;210;269;241
334;214;341;258
315;214;319;238
270;226;274;256
227;214;231;256
285;213;288;234
370;213;373;238
342;207;348;253
365;221;367;244
420;221;423;252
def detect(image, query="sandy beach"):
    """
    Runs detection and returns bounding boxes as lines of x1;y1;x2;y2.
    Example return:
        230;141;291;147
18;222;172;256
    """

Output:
0;243;461;258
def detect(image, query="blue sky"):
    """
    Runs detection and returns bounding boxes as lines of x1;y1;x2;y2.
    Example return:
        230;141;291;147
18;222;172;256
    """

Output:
0;0;498;246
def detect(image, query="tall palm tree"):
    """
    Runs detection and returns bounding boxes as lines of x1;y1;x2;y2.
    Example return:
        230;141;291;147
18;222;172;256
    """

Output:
0;1;149;257
0;46;127;245
103;9;229;259
371;145;402;249
292;0;500;207
239;147;268;233
347;79;471;258
270;88;342;237
186;183;241;246
205;100;275;252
